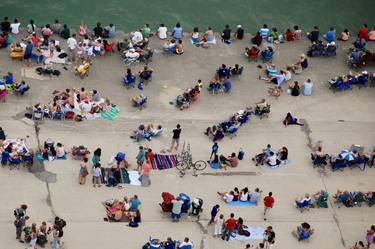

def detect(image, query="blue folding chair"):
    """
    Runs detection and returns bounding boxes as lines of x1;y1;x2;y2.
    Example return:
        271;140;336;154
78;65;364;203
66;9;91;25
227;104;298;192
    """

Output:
123;74;136;88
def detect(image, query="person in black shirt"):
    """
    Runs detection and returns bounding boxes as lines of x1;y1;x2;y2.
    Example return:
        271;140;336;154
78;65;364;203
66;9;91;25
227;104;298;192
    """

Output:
1;17;11;33
169;124;181;152
0;127;5;141
263;226;275;246
93;22;104;37
235;25;244;40
308;26;320;43
221;25;231;43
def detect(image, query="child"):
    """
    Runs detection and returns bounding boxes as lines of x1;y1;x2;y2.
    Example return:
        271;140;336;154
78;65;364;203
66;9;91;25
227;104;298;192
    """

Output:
214;214;224;238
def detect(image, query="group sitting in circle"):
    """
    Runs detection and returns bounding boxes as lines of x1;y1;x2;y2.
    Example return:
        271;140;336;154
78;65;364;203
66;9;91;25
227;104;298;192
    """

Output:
252;144;288;167
176;82;201;110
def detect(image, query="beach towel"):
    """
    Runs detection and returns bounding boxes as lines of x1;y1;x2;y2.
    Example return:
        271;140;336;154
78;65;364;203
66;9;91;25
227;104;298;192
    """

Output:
150;154;178;170
230;226;264;241
226;200;257;206
267;160;291;169
3;138;29;152
35;151;67;161
128;171;141;186
100;105;120;121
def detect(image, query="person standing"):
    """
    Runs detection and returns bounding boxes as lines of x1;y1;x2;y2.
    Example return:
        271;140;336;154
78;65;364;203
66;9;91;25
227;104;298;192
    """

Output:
263;226;276;248
92;163;102;187
222;213;236;241
10;19;21;34
29;223;37;249
139;160;151;186
366;225;375;249
263;192;275;221
24;40;33;67
14;215;29;243
136;146;146;172
169;124;181;152
213;214;224;238
51;224;60;249
171;197;184;222
210;142;219;160
79;157;89;185
208;204;220;225
67;33;77;62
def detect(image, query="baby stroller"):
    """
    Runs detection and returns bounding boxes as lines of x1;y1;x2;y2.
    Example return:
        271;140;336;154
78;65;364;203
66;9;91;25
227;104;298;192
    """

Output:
71;145;90;160
254;105;271;119
159;192;175;212
190;198;203;218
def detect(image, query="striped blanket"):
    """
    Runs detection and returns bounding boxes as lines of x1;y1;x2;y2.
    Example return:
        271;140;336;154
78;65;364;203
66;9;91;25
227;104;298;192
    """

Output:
100;105;120;121
150;154;178;170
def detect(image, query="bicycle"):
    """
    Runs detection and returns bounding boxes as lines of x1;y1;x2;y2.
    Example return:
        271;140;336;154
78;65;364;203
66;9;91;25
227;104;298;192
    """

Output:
176;142;207;177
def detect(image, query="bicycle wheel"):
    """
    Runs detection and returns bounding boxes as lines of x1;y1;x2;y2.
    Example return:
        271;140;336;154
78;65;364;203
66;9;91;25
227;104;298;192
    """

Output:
193;160;207;171
176;160;189;171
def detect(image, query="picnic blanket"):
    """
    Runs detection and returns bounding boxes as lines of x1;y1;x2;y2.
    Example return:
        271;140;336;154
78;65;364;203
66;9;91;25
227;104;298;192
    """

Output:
35;151;67;161
128;171;141;186
150;154;178;170
2;138;29;152
226;200;257;206
230;226;264;241
100;106;120;121
267;160;291;169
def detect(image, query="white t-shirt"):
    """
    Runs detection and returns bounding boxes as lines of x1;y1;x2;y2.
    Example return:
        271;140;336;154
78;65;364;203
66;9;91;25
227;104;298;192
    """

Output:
125;51;140;59
10;23;21;34
158;26;167;39
56;146;65;157
224;193;234;203
67;37;77;50
240;193;248;201
93;167;102;177
267;154;277;166
132;31;143;43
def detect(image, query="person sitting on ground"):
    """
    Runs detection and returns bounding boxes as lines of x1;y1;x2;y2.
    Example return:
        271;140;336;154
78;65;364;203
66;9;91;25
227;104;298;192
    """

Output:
217;190;234;203
235;25;244;40
125;48;140;60
221;25;231;43
263;70;287;87
55;143;66;158
222;77;232;93
283;112;304;126
93;22;104;37
303;79;313;96
259;24;269;39
240;187;249;201
324;27;336;42
175;39;184;54
191;27;200;45
13;81;30;95
285;28;294;41
203;27;215;43
209;154;221;169
333;190;353;207
249;188;262;204
162;39;176;53
307;26;320;43
358;24;369;40
289;54;308;73
219;152;238;169
294;222;314;241
293;25;302;40
251;32;262;46
217;64;230;79
131;30;144;48
157;24;167;40
289;81;300;96
132;94;147;106
277;146;288;163
268;27;279;43
338;29;350;41
245;45;260;59
265;151;280;167
60;24;70;39
104;23;116;38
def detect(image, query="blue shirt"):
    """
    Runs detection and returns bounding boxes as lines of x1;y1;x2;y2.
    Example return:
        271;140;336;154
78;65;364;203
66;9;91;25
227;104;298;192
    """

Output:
211;206;218;217
223;79;232;91
130;198;141;211
25;43;33;56
303;82;313;96
326;30;335;42
173;27;183;39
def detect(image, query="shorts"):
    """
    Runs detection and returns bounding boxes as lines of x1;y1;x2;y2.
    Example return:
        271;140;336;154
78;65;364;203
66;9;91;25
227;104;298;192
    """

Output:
171;212;181;220
271;78;278;84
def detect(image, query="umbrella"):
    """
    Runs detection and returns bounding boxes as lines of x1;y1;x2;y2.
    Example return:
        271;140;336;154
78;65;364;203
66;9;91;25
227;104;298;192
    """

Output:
340;149;355;161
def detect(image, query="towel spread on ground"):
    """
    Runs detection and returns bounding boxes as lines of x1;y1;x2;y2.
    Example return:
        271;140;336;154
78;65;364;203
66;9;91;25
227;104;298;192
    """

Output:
100;106;120;121
230;226;264;241
35;151;67;161
2;138;29;152
226;200;257;206
128;171;141;186
267;160;291;169
150;154;178;170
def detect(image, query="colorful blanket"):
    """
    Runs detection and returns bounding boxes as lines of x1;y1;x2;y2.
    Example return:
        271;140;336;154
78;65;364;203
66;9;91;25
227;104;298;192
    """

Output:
3;138;29;152
100;106;120;121
150;154;178;170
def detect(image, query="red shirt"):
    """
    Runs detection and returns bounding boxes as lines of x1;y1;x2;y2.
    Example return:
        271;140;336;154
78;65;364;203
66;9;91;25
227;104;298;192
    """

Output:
264;196;275;208
225;218;237;229
358;27;369;39
146;151;155;162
